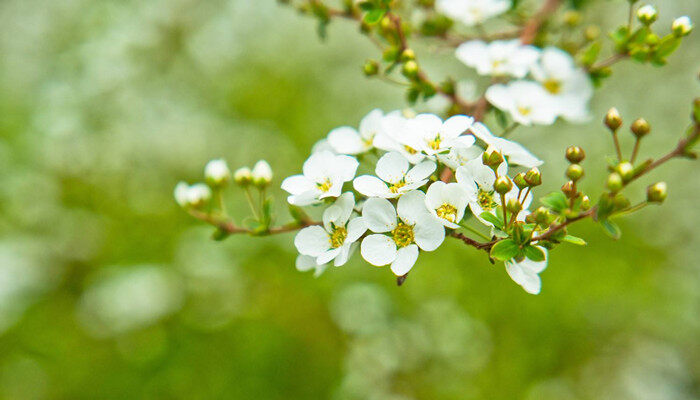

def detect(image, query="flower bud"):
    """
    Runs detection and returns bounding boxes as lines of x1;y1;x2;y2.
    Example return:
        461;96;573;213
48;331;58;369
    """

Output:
513;172;528;190
565;146;586;163
584;25;601;41
506;198;522;214
400;48;416;62
613;193;631;210
561;180;576;198
671;16;692;37
606;172;623;192
524;167;542;187
233;167;253;186
482;147;504;169
646;182;668;203
204;158;231;187
580;195;591;210
401;60;419;79
630;118;650;138
566;164;584;181
363;59;379;76
188;183;212;207
636;5;657;25
493;176;513;195
174;181;191;208
604;107;623;131
533;206;551;225
251;160;273;187
564;11;581;26
616;161;635;182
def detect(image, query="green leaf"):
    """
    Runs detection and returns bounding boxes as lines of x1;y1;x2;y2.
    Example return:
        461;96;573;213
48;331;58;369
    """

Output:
600;219;621;240
540;192;568;213
579;41;601;66
562;235;587;246
363;9;386;25
490;239;520;261
523;245;546;262
211;228;230;241
655;35;681;58
479;211;503;229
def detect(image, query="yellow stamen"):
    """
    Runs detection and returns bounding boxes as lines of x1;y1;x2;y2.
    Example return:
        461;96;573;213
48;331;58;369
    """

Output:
403;145;418;155
329;226;347;248
517;106;532;116
543;78;561;94
436;203;458;222
389;181;406;194
391;222;414;248
477;189;497;211
317;179;332;193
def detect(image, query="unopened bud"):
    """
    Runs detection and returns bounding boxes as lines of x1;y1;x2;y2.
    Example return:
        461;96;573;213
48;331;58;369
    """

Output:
513;172;528;190
565;146;586;163
564;11;581;26
534;206;551;225
616;161;635;182
524;167;542;187
580;195;591;210
584;25;601;41
613;193;631;210
482;147;504;169
606;172;623;192
363;59;379;76
604;107;623;131
234;167;253;186
204;158;231;187
493;176;513;195
251;160;273;187
506;198;522;214
400;48;416;61
646;182;668;203
566;164;585;181
672;16;693;37
561;180;577;198
175;182;212;208
402;60;419;79
630;118;650;138
636;4;657;25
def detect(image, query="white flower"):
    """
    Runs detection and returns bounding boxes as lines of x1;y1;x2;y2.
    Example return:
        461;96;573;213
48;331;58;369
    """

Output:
531;47;593;123
425;182;470;228
294;192;367;267
233;167;252;185
440;145;483;170
174;182;212;208
295;255;328;277
672;16;693;36
456;40;539;78
470;122;542;168
281;151;359;206
204;159;231;185
373;111;426;164
406;114;475;156
353;151;436;198
311;138;336;154
456;158;531;226
360;191;445;276
251;160;273;185
504;248;547;294
636;5;657;24
328;109;384;154
436;0;510;26
485;81;558;126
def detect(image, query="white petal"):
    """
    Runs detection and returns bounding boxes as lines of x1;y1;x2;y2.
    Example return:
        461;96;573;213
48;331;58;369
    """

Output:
334;244;352;266
362;197;398;233
405;160;437;183
287;191;321;206
294;226;330;256
413;216;445;251
397;190;430;225
332;155;360;182
281;175;314;195
485;84;514;111
361;234;397;266
295;255;318;272
328;126;365;154
375;151;409;183
323;204;342;231
317;248;342;265
346;217;367;243
455;40;487;68
390;245;419;276
334;192;355;225
353;175;393;198
441;115;474;139
425;181;447;210
359;108;384;140
302;152;334;182
506;260;542;295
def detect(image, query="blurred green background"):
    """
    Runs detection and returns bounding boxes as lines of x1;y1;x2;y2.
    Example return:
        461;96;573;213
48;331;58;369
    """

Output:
0;0;698;399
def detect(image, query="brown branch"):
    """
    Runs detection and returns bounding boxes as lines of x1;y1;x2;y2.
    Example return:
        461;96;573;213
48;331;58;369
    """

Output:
520;0;562;44
588;53;628;71
449;232;493;251
188;209;320;236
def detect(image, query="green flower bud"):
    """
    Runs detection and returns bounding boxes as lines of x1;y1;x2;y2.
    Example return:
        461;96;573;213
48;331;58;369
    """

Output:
672;16;693;37
513;172;528;190
606;172;624;192
204;158;231;187
382;47;400;62
401;60;419;79
533;206;552;226
613;193;631;210
636;4;658;25
585;25;601;41
506;198;522;214
565;146;586;163
251;160;273;187
400;48;416;61
566;164;585;181
493;176;513;195
524;167;542;187
363;59;379;76
234;167;253;186
616;161;635;182
604;107;623;131
646;182;668;203
564;11;581;26
630;118;650;138
561;180;576;198
580;195;591;210
482;147;504;169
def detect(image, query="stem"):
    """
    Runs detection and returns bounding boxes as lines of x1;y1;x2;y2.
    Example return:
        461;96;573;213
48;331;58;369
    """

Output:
244;187;260;219
188;208;320;236
499;122;520;138
519;0;562;44
612;130;623;160
589;53;628;71
448;232;491;251
630;138;641;163
500;193;508;229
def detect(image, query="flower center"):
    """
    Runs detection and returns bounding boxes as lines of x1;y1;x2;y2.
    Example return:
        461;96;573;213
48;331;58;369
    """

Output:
389;180;406;194
543;78;561;94
317;178;332;193
517;106;532;116
477;189;497;211
436;203;458;222
391;222;414;248
403;145;418;155
329;226;347;248
427;135;442;151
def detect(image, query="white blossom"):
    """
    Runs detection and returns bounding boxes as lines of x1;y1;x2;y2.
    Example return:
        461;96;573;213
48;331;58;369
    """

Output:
504;248;547;294
406;114;475;156
294;193;367;267
439;145;483;170
251;160;273;184
328;109;384;154
485;81;558;126
360;191;445;276
425;182;470;228
204;158;231;185
436;0;510;26
469;122;542;168
174;182;212;208
456;40;539;78
353;151;436;198
531;47;593;123
295;255;328;277
373;111;426;164
281;151;359;206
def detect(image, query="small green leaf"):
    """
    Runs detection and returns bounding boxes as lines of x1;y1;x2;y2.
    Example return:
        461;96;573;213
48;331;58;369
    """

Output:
211;228;230;241
562;235;587;246
600;219;621;240
490;239;520;261
479;212;503;229
579;41;601;66
540;192;568;213
363;9;386;25
524;245;546;262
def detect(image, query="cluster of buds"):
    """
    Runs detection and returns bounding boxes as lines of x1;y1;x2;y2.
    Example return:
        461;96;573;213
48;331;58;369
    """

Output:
233;160;273;188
